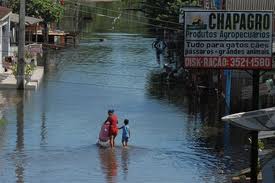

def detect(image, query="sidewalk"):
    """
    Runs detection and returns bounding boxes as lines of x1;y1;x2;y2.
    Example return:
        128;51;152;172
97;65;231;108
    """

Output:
0;66;44;90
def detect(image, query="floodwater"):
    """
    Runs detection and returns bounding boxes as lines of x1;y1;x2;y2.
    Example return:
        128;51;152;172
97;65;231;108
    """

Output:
0;34;250;183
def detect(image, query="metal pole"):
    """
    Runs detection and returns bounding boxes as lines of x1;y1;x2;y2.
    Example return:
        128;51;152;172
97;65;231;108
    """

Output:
35;23;38;43
17;0;25;89
73;0;79;47
251;70;260;183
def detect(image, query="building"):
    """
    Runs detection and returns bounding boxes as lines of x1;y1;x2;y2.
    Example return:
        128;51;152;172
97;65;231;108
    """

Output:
10;13;43;46
0;6;11;73
221;0;275;113
223;1;275;183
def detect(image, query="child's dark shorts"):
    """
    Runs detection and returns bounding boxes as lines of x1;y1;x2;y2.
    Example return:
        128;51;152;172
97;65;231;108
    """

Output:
122;136;129;142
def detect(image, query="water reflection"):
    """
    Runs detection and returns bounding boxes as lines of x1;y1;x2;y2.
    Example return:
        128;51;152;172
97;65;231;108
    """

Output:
15;91;25;183
146;71;252;175
121;148;130;181
40;112;47;146
98;148;118;183
0;33;255;182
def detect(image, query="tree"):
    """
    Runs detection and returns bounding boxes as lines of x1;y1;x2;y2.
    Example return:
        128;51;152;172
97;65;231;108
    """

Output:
142;0;201;31
8;0;64;43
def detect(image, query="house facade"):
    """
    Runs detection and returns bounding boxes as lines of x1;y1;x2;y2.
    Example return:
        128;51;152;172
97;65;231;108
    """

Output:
0;6;11;73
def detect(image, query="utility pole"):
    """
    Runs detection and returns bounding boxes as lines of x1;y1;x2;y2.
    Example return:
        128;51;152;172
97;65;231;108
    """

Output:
17;0;25;89
74;0;79;47
251;70;260;183
75;0;79;33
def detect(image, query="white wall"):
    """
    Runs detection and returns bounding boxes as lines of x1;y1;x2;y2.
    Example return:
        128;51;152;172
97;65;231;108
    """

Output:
0;24;3;73
2;17;10;57
0;16;11;73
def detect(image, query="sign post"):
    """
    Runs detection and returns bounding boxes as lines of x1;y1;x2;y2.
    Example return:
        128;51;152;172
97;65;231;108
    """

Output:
251;70;259;183
183;11;273;183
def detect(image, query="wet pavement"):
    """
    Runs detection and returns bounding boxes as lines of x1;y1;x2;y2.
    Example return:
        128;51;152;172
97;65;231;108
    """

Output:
0;34;250;183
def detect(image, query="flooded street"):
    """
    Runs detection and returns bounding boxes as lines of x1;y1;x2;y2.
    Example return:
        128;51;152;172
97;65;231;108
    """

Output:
0;34;250;183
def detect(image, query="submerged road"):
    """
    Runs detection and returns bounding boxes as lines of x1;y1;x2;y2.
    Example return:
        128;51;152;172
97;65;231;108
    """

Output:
0;33;249;183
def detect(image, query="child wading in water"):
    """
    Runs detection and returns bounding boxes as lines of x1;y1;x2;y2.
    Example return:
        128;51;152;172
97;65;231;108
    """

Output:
119;119;130;147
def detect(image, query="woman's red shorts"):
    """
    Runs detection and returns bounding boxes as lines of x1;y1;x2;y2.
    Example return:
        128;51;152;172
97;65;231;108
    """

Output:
110;126;118;136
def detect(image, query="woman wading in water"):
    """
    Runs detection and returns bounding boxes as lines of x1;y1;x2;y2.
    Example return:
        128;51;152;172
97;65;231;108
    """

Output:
105;110;118;148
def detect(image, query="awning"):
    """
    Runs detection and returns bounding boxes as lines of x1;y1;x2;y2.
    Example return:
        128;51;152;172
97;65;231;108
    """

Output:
10;13;43;25
0;6;12;21
222;107;275;131
259;130;275;139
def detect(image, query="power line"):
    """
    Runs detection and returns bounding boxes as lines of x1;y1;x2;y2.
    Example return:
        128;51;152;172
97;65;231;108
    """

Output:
64;6;183;31
133;1;182;18
64;0;182;26
45;79;185;91
45;79;146;90
58;63;158;73
0;35;186;44
60;69;153;77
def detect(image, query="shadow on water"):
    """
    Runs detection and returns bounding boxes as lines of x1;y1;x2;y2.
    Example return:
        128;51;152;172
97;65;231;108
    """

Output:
145;71;187;107
145;71;251;173
121;148;130;181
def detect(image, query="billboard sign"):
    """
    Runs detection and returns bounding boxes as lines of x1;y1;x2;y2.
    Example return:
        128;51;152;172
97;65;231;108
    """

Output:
214;0;223;9
184;11;273;70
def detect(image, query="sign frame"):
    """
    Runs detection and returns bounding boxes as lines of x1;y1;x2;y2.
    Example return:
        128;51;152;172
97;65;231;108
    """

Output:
183;10;273;70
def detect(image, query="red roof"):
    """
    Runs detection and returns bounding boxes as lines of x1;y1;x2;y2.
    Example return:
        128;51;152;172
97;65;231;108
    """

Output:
0;6;11;20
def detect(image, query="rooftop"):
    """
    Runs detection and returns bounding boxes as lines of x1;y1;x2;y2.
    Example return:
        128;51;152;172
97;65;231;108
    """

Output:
222;107;275;131
10;13;43;25
0;6;11;21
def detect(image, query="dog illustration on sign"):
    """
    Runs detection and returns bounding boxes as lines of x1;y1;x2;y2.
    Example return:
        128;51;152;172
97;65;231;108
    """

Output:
187;15;207;30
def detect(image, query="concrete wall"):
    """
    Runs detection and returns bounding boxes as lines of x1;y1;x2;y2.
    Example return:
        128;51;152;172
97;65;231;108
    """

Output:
2;17;10;57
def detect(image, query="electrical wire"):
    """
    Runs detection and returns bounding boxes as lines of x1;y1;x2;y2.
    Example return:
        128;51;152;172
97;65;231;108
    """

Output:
64;0;182;26
63;70;146;78
45;79;185;91
45;79;145;90
64;6;183;31
62;0;166;27
2;4;183;86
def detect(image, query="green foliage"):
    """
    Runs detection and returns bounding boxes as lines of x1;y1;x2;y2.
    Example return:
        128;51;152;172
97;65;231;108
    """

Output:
30;0;64;23
249;137;265;151
0;118;7;127
143;0;201;30
8;0;64;23
7;0;20;13
25;51;34;59
11;64;17;76
25;64;35;76
12;63;35;77
258;139;265;150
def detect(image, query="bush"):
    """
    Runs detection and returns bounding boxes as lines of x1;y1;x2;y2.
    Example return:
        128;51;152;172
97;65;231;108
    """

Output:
0;118;7;127
11;63;36;78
